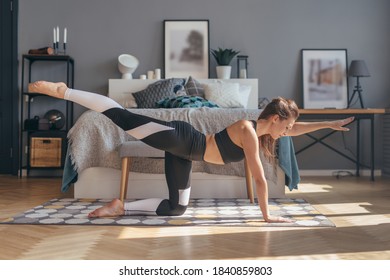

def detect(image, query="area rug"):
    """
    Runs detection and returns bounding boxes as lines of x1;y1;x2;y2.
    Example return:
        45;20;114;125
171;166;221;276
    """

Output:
0;198;334;227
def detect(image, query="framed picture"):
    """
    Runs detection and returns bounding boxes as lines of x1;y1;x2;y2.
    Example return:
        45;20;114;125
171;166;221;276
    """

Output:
301;49;348;109
164;20;210;79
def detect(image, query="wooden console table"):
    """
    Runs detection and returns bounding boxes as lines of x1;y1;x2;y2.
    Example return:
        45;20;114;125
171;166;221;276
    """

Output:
297;108;385;181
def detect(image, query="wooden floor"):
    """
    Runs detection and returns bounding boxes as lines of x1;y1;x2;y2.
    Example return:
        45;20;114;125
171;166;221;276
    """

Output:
0;174;389;260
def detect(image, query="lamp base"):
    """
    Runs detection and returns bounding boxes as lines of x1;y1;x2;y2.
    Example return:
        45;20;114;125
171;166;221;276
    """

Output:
348;88;364;108
348;76;365;108
121;73;133;79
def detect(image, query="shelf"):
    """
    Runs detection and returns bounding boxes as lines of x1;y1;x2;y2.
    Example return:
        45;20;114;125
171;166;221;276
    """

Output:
20;165;65;170
23;129;68;134
22;54;74;63
22;92;46;97
22;92;74;98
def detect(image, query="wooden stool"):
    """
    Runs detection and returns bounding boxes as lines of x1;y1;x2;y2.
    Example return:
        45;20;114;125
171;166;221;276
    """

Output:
118;141;254;203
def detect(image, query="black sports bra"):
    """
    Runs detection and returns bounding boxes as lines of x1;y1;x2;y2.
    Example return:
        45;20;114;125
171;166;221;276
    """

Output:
214;120;257;164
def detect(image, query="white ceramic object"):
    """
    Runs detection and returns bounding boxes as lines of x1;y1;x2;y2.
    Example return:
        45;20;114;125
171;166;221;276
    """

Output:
118;54;139;79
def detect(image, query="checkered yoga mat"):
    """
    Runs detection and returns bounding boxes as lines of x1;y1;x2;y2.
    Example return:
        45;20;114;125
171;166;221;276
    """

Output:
1;198;335;227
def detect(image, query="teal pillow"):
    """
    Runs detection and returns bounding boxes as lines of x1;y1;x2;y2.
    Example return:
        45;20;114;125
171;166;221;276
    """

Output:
157;95;219;108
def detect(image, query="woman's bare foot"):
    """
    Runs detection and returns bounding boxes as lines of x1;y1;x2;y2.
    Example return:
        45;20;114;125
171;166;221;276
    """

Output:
88;199;125;218
28;81;68;99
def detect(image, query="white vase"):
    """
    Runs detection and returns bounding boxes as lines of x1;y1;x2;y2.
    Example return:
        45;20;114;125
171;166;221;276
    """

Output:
216;66;231;79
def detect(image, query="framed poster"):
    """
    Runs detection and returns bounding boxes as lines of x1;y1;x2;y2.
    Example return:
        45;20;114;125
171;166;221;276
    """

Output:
164;20;210;79
301;49;348;108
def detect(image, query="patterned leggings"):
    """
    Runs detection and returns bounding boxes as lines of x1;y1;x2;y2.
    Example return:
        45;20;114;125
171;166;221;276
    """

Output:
65;89;206;216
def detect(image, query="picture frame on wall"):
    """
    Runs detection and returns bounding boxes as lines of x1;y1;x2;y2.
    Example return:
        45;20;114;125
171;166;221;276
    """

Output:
301;49;348;109
163;20;210;79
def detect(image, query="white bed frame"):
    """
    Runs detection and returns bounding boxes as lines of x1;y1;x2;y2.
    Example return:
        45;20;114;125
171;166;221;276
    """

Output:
74;78;286;199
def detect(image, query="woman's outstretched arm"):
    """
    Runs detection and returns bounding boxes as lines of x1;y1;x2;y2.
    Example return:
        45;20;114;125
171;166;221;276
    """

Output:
287;117;354;137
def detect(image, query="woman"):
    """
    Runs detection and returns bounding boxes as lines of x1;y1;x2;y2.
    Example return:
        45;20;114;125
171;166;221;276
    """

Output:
29;81;354;223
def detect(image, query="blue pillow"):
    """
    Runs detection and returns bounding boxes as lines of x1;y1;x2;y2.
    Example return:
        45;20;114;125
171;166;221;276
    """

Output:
157;95;219;108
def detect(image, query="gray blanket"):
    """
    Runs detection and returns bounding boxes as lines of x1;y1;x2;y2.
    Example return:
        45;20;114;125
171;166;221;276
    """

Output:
63;108;299;192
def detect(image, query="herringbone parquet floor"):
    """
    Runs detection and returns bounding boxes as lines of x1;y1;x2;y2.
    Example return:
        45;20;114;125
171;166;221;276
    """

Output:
0;175;389;260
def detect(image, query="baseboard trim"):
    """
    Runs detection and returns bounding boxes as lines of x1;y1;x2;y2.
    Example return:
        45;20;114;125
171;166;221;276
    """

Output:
300;169;382;177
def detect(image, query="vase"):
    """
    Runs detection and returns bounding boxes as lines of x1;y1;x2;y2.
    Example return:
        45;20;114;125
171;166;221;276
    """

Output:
216;66;231;79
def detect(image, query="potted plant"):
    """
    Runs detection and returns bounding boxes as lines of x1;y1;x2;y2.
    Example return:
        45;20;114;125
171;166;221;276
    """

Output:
211;48;240;79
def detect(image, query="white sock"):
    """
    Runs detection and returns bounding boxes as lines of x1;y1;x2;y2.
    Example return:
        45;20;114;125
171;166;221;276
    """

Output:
64;88;122;112
123;198;164;216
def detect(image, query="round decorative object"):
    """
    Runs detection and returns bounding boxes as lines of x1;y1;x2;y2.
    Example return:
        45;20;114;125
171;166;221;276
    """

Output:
44;109;65;130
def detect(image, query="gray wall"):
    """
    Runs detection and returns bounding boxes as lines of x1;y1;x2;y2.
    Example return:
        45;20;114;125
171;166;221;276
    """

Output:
18;0;390;171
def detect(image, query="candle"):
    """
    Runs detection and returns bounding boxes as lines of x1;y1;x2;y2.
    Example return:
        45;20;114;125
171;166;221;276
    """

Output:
64;28;67;43
154;68;161;80
147;71;154;79
56;26;59;42
53;28;56;44
240;69;247;79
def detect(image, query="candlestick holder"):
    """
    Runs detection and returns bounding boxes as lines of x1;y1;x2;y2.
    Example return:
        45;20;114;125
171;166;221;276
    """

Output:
53;43;67;55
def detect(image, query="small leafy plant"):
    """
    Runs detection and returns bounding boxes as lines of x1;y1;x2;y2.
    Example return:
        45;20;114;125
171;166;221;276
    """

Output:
211;48;240;66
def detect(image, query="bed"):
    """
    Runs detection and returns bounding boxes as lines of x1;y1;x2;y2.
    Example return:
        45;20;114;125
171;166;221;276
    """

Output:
63;78;299;200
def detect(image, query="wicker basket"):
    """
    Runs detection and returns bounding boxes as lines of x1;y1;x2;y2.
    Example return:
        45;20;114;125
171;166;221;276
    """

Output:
30;137;62;167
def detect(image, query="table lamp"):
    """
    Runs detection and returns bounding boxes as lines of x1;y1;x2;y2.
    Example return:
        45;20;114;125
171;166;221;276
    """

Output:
118;54;139;79
348;60;370;108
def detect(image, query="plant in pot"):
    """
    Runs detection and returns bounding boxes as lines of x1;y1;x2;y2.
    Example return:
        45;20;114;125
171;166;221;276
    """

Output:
211;48;240;79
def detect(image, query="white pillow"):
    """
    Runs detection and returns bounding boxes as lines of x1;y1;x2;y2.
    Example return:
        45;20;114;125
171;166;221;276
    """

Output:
121;92;137;108
203;82;250;108
239;84;252;108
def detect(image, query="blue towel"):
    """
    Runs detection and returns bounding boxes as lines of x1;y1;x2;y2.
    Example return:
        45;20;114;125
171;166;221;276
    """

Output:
278;136;300;191
61;144;78;193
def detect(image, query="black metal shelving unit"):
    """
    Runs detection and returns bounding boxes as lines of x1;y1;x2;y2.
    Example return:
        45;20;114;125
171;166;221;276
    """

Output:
19;54;75;176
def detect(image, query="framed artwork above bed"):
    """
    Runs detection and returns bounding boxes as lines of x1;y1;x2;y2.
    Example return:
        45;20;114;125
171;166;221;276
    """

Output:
301;49;348;109
163;19;210;79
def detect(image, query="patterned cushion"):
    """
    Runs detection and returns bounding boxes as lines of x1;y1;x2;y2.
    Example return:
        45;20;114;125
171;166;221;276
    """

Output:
172;78;186;92
157;95;219;108
132;78;185;108
184;76;205;97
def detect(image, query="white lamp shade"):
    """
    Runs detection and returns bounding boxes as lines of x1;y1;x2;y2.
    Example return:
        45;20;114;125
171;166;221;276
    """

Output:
118;54;139;79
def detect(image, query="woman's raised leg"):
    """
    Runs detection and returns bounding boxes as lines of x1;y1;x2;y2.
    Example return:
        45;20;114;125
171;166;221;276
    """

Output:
29;81;193;218
29;81;123;113
28;81;67;99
